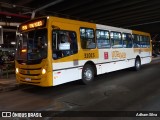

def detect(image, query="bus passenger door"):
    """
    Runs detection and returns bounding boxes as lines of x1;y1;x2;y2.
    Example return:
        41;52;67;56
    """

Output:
52;30;79;86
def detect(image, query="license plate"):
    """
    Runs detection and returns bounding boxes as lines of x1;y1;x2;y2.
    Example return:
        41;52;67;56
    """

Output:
25;78;31;81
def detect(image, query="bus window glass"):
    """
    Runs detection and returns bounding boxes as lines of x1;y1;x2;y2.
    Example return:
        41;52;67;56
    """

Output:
16;38;27;60
110;31;122;48
146;36;150;48
96;30;110;48
122;33;132;48
16;29;47;62
52;30;78;60
132;34;140;48
86;29;94;38
80;28;95;49
140;35;150;48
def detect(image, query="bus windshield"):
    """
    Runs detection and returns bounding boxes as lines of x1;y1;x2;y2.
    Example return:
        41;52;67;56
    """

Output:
16;29;47;63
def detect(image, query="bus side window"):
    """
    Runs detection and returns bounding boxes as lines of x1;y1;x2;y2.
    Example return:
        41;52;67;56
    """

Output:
69;32;78;53
80;28;96;49
52;30;78;60
52;32;61;59
146;36;150;48
122;33;132;48
132;34;140;48
139;35;150;48
96;29;110;49
111;31;122;48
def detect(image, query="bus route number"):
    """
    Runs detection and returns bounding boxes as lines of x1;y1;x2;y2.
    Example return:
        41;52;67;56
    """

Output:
84;53;95;58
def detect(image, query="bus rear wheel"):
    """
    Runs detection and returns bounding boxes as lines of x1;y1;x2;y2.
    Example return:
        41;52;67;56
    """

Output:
82;64;94;84
134;58;141;71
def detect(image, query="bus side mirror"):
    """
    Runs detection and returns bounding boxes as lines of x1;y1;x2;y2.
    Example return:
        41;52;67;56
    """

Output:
59;42;70;50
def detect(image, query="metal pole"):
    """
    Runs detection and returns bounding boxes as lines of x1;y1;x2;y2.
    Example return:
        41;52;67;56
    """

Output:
31;0;64;19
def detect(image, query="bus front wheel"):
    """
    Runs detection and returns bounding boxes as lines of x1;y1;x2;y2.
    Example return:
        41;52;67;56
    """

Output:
82;64;94;84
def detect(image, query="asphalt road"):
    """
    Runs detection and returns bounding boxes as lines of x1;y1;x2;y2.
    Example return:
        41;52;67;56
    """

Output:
0;59;160;120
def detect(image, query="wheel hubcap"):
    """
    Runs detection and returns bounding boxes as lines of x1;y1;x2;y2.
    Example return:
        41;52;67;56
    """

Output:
136;61;140;68
84;69;92;81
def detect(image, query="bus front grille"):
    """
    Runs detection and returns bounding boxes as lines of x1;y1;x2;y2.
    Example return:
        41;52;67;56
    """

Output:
19;68;41;76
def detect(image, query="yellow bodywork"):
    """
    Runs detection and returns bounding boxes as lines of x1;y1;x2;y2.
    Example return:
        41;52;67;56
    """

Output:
16;16;152;87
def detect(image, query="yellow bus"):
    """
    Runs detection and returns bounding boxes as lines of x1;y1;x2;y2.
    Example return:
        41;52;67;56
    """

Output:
15;16;152;86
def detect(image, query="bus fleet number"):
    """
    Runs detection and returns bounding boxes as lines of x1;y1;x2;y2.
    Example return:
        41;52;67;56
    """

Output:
84;53;95;58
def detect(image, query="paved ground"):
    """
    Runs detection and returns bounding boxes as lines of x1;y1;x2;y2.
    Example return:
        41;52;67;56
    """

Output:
0;57;160;92
0;57;160;120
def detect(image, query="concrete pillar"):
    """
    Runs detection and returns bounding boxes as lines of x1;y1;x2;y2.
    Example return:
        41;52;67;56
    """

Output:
0;26;3;44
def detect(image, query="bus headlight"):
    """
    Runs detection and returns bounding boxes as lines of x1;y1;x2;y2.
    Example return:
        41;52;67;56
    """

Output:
42;69;46;75
16;68;19;74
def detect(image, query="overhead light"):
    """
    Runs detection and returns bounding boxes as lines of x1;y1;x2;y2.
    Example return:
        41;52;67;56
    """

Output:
11;42;16;45
12;4;16;8
6;16;11;19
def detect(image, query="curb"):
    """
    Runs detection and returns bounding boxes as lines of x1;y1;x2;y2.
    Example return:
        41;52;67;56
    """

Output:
152;57;160;61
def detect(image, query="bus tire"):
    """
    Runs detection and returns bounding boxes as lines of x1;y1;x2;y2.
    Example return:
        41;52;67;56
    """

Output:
134;58;141;71
82;64;94;84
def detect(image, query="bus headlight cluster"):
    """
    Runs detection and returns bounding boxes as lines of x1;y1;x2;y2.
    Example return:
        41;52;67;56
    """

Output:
16;68;19;74
42;69;46;75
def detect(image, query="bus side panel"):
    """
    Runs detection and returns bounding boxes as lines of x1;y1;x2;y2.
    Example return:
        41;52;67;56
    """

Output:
97;48;135;74
52;59;98;86
132;30;152;65
96;24;135;74
52;61;80;86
